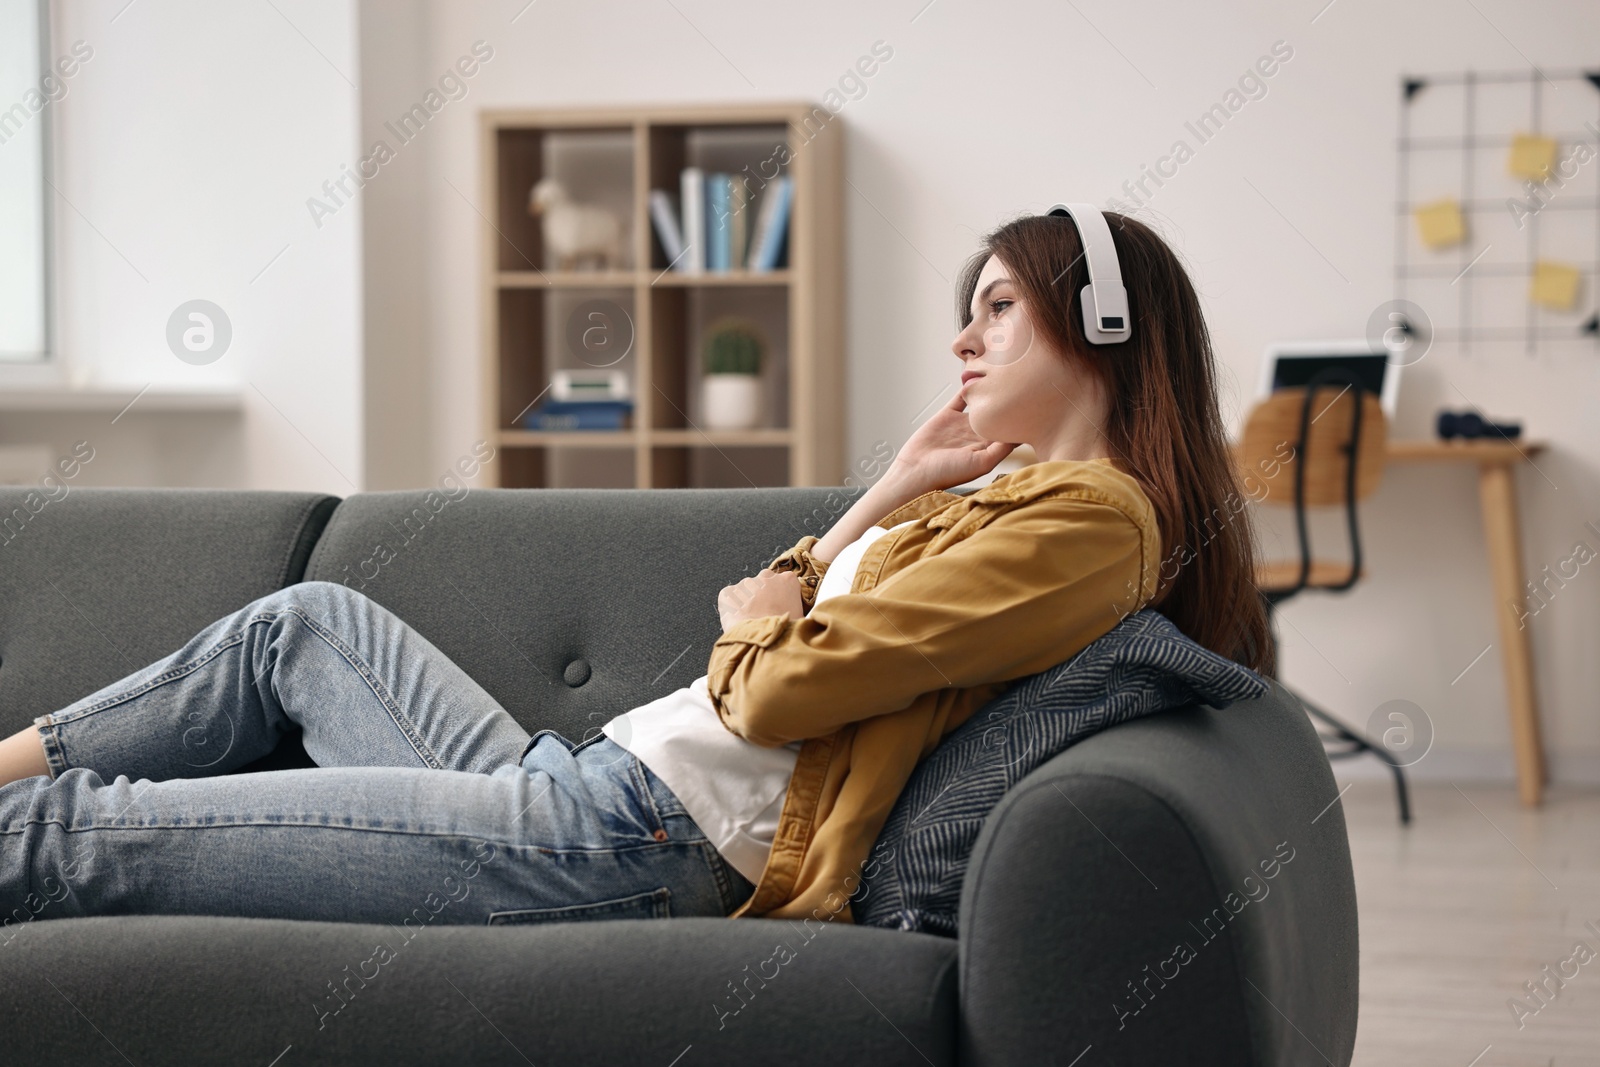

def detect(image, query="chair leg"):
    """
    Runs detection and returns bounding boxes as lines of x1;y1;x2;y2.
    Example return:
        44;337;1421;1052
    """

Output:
1298;693;1412;826
1266;607;1412;824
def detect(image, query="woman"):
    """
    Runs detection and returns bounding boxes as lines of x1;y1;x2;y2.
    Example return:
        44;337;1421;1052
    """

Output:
0;208;1269;933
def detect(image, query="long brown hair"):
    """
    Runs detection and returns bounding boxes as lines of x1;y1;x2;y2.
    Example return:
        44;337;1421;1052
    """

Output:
956;211;1274;674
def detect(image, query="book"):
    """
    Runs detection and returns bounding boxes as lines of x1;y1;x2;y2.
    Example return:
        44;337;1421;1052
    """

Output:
707;173;731;272
522;399;634;432
525;410;629;431
747;175;793;272
648;189;686;269
728;174;750;272
680;167;705;273
745;179;777;270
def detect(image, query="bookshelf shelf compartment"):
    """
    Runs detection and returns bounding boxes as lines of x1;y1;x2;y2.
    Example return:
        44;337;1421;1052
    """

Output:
497;445;637;490
482;104;842;490
651;445;790;490
648;283;789;435
495;286;638;442
493;126;635;274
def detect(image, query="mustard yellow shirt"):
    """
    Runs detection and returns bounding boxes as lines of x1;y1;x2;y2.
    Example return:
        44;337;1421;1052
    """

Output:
707;457;1161;923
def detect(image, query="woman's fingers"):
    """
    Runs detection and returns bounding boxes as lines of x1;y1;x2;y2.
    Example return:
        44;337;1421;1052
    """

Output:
718;571;802;631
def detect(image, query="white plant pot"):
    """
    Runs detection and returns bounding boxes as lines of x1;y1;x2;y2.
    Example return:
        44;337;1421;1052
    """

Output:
702;373;763;430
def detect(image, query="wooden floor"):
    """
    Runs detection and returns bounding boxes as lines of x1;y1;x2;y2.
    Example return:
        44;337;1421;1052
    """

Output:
1342;779;1600;1066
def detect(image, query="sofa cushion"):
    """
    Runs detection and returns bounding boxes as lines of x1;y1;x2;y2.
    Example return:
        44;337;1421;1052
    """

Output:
0;488;337;739
855;609;1268;936
3;914;958;1066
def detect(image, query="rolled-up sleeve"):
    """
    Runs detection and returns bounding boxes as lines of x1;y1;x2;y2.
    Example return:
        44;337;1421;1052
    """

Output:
707;494;1153;748
765;535;831;614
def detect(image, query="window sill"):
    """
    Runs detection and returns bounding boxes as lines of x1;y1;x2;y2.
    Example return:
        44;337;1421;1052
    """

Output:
0;383;243;413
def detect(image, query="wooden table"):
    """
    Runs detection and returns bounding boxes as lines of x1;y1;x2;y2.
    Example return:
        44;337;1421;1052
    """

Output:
1385;439;1549;807
1001;438;1552;805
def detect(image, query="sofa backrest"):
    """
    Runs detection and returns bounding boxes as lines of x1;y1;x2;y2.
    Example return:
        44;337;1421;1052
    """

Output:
0;482;846;748
0;489;337;738
303;487;839;742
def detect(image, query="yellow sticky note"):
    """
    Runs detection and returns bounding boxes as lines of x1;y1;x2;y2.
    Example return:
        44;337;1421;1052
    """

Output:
1509;134;1558;181
1414;198;1466;250
1530;262;1581;310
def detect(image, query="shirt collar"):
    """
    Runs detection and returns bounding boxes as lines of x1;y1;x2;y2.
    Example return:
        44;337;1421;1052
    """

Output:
970;456;1122;504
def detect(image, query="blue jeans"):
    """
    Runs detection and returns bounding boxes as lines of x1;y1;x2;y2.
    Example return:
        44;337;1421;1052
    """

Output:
0;581;755;938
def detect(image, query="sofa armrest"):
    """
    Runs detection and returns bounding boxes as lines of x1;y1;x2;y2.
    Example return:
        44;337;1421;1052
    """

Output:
957;682;1358;1067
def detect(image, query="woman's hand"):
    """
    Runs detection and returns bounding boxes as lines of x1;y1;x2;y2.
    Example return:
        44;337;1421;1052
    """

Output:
718;570;803;633
889;388;1017;495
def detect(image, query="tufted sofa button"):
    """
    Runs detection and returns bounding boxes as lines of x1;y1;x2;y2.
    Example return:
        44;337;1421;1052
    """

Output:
563;658;592;688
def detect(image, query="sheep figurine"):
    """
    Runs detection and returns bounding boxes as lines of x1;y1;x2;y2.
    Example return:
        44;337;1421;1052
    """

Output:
527;177;625;271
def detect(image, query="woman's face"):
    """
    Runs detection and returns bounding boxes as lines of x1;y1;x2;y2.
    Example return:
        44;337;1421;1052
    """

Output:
950;254;1108;458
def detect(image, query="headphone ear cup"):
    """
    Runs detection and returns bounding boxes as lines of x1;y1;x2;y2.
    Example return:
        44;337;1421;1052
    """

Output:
1437;411;1460;439
1079;284;1099;342
1458;411;1486;438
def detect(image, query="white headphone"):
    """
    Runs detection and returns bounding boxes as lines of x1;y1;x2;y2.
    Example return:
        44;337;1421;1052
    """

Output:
1045;203;1131;345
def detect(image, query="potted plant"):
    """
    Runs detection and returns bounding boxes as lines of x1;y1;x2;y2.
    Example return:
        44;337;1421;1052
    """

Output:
701;319;766;430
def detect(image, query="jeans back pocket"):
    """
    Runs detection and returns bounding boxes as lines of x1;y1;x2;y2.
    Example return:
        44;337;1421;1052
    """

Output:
486;886;672;926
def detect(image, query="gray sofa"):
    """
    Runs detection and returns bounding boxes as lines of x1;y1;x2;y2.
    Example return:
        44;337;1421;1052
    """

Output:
0;486;1358;1065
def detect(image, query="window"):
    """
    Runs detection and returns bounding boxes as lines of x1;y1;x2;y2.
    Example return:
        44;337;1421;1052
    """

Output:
0;0;52;362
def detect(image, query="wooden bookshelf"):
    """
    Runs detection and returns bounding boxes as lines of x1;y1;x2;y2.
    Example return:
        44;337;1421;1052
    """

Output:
479;104;844;488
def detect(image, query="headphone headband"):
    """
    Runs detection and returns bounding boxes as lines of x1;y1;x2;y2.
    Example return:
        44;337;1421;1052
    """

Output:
1045;203;1131;345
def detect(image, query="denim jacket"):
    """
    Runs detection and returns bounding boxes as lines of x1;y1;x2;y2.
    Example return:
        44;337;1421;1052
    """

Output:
706;457;1161;922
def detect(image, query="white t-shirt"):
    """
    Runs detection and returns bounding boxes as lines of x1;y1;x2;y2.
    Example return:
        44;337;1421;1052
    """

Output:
601;519;916;884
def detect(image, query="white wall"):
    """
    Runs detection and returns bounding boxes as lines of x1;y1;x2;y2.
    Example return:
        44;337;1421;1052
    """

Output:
357;0;433;490
2;0;365;494
359;0;1599;782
